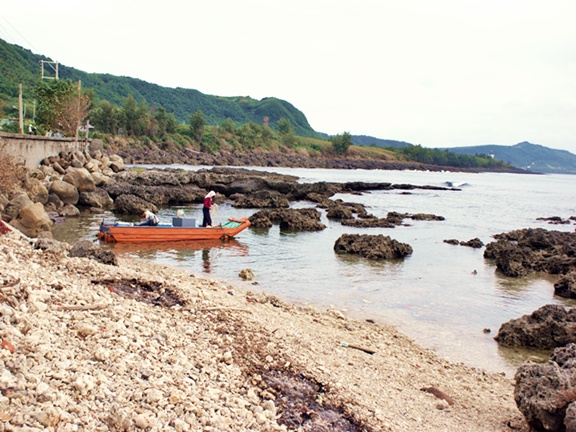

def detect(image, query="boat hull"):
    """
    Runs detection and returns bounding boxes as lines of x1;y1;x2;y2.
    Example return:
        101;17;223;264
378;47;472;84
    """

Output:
98;217;251;243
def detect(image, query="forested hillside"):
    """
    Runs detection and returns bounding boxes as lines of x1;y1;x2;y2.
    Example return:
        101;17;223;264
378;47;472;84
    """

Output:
351;135;414;149
440;142;576;174
0;38;318;137
0;38;526;173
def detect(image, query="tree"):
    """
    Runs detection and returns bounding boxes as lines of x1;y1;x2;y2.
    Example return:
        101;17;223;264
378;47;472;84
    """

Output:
35;79;91;137
164;113;178;135
219;118;235;134
189;110;206;147
277;117;293;135
277;117;297;147
154;106;168;137
90;100;122;134
331;132;352;155
121;95;149;136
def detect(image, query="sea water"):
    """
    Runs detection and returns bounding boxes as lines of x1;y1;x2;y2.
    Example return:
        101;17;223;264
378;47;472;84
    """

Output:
54;167;576;375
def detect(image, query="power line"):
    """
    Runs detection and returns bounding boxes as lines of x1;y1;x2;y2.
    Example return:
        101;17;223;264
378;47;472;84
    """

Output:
0;15;39;52
0;20;13;43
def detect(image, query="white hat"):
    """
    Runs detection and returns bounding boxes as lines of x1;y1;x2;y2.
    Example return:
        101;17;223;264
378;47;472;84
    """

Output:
206;191;216;198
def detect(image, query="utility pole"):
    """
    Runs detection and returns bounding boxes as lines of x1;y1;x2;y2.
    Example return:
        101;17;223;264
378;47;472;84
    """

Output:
40;60;59;80
18;84;23;134
75;80;81;144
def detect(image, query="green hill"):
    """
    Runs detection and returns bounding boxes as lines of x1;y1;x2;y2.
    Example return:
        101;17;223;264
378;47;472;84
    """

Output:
0;38;319;138
3;38;575;174
439;142;576;174
350;135;414;149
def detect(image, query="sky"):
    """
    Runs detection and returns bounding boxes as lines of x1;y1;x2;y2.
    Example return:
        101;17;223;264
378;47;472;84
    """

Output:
1;0;575;153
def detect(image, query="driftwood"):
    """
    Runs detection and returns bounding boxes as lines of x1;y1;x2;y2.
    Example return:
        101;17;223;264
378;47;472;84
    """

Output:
55;303;110;311
420;386;455;405
200;307;252;314
340;341;376;355
0;278;21;290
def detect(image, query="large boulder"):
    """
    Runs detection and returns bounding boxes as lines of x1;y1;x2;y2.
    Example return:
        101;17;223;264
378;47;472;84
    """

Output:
113;194;158;215
9;202;53;237
79;189;114;210
24;177;49;205
334;234;413;260
49;180;79;205
69;239;118;266
47;193;64;210
60;204;81;217
73;150;87;166
108;154;125;173
494;304;576;349
84;159;101;173
2;192;33;221
51;161;66;175
91;172;112;187
514;343;576;432
63;167;96;193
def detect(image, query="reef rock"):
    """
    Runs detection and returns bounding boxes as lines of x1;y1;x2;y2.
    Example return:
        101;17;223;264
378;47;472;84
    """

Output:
484;228;576;277
555;271;576;299
515;343;576;432
495;304;576;349
249;209;325;232
333;234;413;260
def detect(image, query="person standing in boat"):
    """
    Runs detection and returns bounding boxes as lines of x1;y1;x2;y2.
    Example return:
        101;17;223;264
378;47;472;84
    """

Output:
139;210;159;226
202;191;216;227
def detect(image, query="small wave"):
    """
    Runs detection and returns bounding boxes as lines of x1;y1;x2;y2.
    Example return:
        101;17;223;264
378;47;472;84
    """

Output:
443;181;469;188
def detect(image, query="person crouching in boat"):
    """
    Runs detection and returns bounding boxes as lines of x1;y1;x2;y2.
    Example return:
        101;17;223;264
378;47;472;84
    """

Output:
202;191;216;227
139;210;159;226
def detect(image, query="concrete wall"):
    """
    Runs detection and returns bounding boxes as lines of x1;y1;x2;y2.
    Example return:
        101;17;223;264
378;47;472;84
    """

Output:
0;132;91;168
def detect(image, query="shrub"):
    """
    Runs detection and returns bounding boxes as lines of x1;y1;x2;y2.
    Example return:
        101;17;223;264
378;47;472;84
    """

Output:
0;141;27;195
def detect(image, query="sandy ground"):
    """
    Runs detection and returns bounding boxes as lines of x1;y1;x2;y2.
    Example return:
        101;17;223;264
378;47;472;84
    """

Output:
0;227;529;431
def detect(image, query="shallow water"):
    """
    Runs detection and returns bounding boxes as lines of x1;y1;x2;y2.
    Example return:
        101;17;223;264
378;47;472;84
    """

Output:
53;167;576;375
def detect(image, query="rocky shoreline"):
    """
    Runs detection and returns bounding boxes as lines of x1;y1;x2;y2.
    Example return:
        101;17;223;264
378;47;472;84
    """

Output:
0;224;528;431
2;147;576;430
113;144;533;174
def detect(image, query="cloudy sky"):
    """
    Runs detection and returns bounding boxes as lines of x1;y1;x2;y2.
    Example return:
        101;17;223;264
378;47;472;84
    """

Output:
1;0;575;153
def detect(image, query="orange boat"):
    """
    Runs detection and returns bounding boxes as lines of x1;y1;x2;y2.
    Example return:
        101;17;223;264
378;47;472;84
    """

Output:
97;217;251;243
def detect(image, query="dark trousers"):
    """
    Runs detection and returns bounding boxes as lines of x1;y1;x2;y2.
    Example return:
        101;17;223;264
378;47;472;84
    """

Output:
138;219;158;226
202;207;212;227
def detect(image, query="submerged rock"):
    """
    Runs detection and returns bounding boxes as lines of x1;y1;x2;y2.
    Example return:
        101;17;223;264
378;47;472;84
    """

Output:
555;271;576;299
333;234;413;260
494;304;576;349
485;228;576;277
249;208;325;232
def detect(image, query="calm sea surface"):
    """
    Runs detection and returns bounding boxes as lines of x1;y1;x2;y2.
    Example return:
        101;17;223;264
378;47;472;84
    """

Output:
53;166;576;375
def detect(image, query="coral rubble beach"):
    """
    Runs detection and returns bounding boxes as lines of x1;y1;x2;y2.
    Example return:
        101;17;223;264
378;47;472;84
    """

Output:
0;225;527;431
